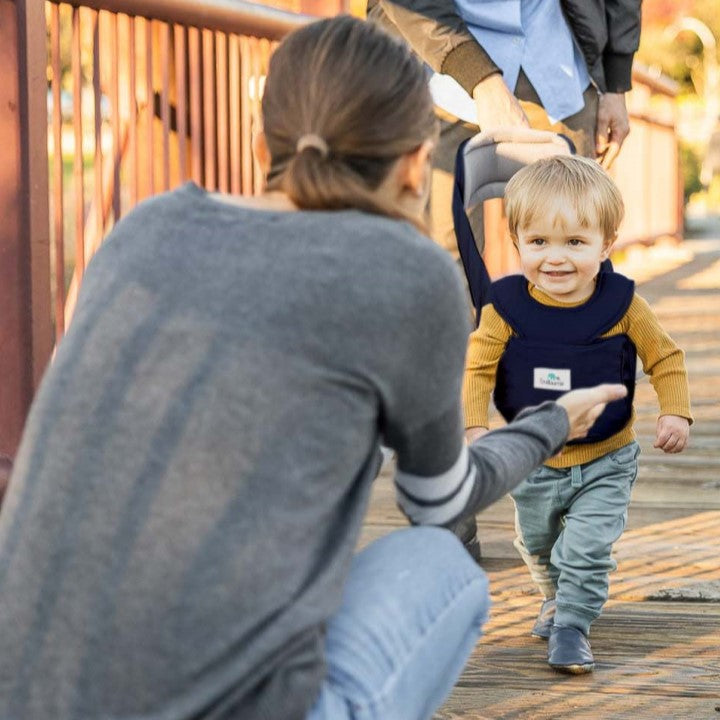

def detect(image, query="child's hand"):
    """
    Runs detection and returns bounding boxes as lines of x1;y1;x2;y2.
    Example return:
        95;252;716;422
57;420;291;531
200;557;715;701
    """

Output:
465;427;489;444
654;415;690;454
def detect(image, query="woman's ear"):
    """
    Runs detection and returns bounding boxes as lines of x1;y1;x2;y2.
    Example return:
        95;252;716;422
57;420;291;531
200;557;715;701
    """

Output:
252;130;272;176
399;140;434;198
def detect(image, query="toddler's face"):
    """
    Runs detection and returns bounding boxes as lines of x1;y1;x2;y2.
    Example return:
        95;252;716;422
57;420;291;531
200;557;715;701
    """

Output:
514;197;612;303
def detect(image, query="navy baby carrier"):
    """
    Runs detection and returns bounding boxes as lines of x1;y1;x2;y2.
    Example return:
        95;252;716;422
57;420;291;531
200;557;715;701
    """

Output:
492;272;637;444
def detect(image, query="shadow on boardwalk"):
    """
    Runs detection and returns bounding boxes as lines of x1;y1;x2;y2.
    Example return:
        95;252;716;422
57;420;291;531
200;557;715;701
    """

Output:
361;214;720;720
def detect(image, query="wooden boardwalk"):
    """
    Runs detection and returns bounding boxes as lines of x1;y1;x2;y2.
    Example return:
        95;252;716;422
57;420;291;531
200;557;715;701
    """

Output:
360;215;720;720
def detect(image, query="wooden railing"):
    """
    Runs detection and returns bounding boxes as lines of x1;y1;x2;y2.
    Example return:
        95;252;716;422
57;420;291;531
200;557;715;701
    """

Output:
2;0;316;456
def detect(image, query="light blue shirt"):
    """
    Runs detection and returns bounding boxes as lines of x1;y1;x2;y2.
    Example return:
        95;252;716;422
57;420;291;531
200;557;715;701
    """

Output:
429;0;591;124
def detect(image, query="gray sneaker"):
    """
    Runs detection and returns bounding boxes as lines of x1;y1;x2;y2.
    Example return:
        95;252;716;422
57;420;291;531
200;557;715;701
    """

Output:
531;598;556;639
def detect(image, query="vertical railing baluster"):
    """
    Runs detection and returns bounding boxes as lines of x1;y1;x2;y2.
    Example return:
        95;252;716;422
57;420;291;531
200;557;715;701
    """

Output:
110;11;121;220
160;21;171;191
229;33;241;195
174;24;188;183
189;26;202;185
202;28;216;190
128;14;138;207
72;5;85;282
249;38;262;195
240;35;252;195
216;31;229;194
92;9;104;244
51;2;65;338
145;17;154;196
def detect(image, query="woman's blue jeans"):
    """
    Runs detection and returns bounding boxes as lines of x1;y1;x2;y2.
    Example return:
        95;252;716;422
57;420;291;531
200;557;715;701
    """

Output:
308;526;489;720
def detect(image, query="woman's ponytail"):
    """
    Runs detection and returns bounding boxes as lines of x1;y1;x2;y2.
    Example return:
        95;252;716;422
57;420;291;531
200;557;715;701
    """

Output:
260;16;436;228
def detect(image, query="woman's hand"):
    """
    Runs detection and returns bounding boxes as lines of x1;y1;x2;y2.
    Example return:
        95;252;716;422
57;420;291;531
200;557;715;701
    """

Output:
556;384;628;441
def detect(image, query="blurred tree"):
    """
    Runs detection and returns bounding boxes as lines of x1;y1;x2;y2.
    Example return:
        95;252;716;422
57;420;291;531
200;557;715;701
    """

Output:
639;0;720;94
680;142;703;199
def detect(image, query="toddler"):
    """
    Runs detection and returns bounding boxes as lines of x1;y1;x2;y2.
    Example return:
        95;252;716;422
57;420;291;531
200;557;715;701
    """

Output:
463;155;692;673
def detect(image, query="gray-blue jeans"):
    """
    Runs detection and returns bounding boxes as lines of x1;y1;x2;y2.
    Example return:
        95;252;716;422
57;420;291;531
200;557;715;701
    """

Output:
308;527;489;720
511;441;640;635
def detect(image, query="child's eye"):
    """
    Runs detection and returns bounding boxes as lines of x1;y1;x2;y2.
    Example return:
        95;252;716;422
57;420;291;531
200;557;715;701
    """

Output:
530;238;545;246
567;238;583;246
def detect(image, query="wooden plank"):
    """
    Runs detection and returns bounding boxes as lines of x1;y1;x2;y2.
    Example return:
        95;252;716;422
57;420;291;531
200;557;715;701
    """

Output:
434;604;720;718
435;688;719;719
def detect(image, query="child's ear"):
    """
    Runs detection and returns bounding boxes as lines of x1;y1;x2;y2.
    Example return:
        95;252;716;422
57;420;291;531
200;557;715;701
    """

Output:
601;235;617;259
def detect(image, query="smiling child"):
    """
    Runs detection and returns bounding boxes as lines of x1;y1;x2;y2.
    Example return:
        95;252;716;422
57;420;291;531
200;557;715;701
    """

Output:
462;155;692;674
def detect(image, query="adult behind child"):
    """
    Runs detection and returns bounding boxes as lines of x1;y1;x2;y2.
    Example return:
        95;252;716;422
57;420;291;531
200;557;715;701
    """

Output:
463;155;692;674
0;17;626;720
367;0;642;255
368;0;642;561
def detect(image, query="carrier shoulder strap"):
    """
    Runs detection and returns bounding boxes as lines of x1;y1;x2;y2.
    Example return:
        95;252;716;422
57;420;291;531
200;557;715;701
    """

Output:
452;129;575;326
491;272;635;343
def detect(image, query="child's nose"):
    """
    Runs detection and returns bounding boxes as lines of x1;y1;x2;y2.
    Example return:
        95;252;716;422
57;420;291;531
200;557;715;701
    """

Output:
546;247;567;263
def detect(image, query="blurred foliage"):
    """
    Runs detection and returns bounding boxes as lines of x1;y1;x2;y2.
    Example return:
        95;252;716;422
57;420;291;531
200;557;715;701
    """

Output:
680;142;703;200
705;175;720;207
45;4;94;91
639;0;720;95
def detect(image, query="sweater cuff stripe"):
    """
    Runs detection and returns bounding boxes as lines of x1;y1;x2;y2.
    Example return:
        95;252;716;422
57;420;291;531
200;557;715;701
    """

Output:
395;444;469;501
395;452;476;525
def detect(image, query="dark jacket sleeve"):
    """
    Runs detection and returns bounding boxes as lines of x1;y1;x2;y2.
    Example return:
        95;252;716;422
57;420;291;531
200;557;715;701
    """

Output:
602;0;642;93
562;0;641;93
366;0;501;95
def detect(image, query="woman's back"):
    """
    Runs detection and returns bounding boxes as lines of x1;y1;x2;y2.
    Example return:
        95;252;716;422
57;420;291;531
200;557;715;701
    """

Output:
0;182;469;719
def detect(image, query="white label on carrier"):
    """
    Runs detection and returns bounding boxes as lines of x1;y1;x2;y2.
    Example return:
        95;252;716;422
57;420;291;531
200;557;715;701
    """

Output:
534;368;571;391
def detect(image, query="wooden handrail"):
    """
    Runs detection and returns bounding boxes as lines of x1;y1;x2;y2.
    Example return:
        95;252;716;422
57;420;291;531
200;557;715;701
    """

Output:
632;63;680;97
50;0;314;39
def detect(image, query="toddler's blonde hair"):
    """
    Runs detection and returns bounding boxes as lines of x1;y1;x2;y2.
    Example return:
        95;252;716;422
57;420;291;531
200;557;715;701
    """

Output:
504;155;624;242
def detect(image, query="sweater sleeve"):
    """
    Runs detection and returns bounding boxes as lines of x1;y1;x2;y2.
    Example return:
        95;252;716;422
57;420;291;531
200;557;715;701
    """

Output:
388;272;568;526
366;0;501;94
624;294;693;422
462;304;512;428
394;401;569;526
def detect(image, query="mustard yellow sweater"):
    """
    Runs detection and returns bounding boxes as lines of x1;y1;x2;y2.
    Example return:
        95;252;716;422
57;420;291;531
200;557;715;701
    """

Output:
462;282;693;468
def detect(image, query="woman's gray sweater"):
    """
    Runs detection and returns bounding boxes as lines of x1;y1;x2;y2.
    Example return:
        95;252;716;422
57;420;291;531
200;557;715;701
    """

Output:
0;183;567;719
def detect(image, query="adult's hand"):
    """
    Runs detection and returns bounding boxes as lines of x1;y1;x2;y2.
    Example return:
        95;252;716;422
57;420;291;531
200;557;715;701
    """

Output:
556;384;628;441
472;73;530;130
595;92;630;170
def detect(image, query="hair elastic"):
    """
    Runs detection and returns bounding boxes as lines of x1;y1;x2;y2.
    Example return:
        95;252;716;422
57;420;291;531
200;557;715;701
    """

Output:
296;133;330;158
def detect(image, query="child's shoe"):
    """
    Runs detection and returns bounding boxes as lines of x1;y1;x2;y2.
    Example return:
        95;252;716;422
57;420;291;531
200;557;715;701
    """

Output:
547;624;594;674
530;598;556;639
